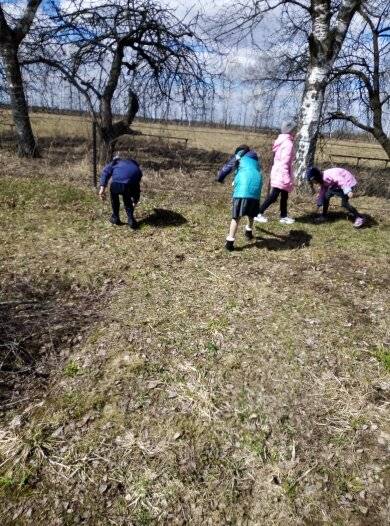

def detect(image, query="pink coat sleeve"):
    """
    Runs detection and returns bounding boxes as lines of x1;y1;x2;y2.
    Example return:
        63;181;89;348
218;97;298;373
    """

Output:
279;139;294;180
270;134;295;191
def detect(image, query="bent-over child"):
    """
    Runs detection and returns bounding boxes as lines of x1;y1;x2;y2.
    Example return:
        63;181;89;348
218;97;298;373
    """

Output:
306;166;364;228
217;144;263;251
99;149;143;229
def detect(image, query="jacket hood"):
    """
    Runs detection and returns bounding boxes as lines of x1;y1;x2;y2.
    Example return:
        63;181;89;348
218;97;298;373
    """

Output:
272;133;293;152
242;150;259;161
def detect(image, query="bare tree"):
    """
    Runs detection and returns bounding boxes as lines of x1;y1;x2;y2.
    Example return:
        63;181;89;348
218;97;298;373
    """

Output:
214;0;363;185
25;0;210;160
327;2;390;157
0;0;41;156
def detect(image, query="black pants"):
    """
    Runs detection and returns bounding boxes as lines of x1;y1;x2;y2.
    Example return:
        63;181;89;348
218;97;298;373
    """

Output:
259;187;289;218
322;188;360;219
110;182;136;224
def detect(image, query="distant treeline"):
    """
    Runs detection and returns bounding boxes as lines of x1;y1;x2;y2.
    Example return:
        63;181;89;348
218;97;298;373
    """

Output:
0;102;375;142
0;102;276;134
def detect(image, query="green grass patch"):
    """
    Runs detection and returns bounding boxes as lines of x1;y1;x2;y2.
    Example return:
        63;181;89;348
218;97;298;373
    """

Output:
59;390;106;419
64;360;81;377
0;476;14;489
0;177;95;210
375;346;390;372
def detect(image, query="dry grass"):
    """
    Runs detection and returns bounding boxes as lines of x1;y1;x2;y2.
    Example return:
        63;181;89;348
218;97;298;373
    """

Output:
0;137;389;525
1;109;388;168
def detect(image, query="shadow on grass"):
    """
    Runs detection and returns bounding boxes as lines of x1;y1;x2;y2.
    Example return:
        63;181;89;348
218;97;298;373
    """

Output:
139;208;187;228
115;136;229;173
0;278;100;412
236;228;312;252
297;211;378;228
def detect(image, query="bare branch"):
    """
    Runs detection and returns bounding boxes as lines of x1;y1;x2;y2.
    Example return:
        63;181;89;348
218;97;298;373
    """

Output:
328;111;374;134
14;0;42;41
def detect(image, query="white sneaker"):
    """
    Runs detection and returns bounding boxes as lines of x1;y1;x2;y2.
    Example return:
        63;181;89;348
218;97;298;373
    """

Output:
254;214;268;223
279;217;295;224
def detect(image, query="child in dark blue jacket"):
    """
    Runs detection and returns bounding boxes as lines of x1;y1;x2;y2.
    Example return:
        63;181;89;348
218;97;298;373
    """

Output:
99;151;143;229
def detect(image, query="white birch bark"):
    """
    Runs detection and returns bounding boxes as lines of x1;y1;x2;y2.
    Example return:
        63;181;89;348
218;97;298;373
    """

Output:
295;65;329;184
294;0;362;186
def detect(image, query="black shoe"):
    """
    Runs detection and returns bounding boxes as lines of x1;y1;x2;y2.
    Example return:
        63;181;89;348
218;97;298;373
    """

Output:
127;219;139;230
110;216;122;225
225;240;234;251
245;228;253;240
314;215;327;224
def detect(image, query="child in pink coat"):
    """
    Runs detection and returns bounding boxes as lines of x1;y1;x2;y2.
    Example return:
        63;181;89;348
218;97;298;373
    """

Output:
307;166;364;228
254;120;296;225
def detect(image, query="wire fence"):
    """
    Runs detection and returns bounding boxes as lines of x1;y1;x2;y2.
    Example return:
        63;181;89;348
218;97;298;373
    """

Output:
317;135;389;168
1;109;388;175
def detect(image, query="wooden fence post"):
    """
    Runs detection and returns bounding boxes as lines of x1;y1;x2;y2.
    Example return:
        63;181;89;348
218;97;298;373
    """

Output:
92;121;97;188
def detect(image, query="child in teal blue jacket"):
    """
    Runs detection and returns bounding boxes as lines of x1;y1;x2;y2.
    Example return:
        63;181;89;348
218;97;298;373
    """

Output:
217;144;263;251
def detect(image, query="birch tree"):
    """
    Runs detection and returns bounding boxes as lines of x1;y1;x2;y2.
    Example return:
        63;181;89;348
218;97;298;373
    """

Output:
294;0;362;182
0;0;41;157
215;0;363;185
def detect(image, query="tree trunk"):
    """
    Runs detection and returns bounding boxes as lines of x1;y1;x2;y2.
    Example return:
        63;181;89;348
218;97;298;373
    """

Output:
99;99;114;162
98;89;139;162
98;119;140;162
1;44;38;157
98;116;130;163
98;129;114;163
294;0;362;187
373;130;390;160
99;97;119;162
294;64;329;186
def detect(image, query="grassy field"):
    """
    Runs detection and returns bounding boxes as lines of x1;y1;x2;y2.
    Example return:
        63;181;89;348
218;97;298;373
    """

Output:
1;110;389;168
0;133;389;524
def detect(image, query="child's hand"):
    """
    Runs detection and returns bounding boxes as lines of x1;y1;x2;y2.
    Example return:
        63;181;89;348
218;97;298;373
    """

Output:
99;187;106;201
347;191;353;198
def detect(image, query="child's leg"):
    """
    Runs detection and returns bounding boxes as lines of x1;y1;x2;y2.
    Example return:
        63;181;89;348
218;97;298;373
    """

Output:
110;187;121;223
322;196;331;216
341;195;360;219
225;218;239;250
280;190;289;218
228;218;239;240
122;187;136;227
244;217;254;239
258;188;280;214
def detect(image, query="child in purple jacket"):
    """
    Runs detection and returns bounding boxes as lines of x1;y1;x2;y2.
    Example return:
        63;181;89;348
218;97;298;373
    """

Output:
307;166;364;228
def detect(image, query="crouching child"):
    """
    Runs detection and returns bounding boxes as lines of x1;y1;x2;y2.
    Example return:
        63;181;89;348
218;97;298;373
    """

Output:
217;144;263;251
307;166;364;228
99;149;143;229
